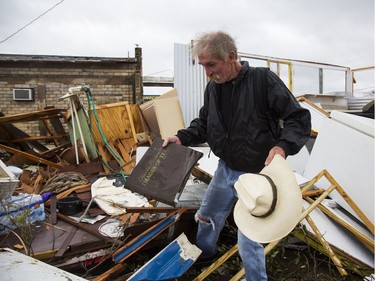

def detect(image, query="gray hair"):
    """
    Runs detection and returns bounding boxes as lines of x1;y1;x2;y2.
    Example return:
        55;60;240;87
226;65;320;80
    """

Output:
191;31;238;61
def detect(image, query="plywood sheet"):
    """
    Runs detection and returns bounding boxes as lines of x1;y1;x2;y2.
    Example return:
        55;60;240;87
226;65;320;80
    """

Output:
89;101;133;143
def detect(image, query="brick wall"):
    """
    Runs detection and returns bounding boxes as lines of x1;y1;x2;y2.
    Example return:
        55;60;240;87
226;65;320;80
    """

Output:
0;49;143;136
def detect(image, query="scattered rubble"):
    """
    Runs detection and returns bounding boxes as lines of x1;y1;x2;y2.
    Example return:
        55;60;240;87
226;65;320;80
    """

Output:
0;86;374;280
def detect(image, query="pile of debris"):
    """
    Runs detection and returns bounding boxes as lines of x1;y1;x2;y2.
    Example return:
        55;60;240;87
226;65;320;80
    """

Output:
0;86;373;280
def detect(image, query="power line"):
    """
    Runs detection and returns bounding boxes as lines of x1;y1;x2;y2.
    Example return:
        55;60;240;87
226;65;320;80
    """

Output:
0;0;65;45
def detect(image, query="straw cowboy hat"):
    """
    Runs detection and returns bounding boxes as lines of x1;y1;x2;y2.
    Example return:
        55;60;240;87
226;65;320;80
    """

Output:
233;154;302;243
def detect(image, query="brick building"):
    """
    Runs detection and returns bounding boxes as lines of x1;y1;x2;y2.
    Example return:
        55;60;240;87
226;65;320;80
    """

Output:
0;48;143;135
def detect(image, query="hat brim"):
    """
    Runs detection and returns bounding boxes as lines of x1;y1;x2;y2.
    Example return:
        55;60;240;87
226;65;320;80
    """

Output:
233;155;302;243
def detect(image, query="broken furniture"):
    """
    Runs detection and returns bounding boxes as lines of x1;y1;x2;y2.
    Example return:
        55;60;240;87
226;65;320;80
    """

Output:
0;108;69;168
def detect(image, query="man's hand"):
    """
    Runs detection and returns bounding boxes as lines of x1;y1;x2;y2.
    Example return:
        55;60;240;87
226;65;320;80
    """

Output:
265;146;285;166
162;136;182;147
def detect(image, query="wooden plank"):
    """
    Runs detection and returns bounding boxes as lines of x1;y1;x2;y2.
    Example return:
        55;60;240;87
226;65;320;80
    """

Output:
127;104;147;135
54;212;122;246
114;140;133;174
0;112;48;152
122;138;138;155
42;119;58;146
0;108;65;124
305;213;347;275
93;263;125;281
304;196;374;252
47;107;67;137
0;144;63;169
39;143;70;156
94;101;129;110
96;144;111;173
118;213;132;226
0;135;68;143
126;104;138;143
192;166;212;185
128;213;140;225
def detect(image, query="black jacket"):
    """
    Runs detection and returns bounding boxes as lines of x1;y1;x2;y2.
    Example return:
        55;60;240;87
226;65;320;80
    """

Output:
177;61;311;173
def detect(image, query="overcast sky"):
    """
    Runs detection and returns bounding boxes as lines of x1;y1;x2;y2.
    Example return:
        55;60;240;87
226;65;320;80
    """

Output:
0;0;374;93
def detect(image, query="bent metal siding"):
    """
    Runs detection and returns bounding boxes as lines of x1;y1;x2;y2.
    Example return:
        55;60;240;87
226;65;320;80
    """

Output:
0;50;143;136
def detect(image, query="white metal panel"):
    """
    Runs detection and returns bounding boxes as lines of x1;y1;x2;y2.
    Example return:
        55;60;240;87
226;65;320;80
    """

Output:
0;248;87;281
301;200;374;267
330;110;375;138
299;100;329;133
303;116;374;224
174;43;207;126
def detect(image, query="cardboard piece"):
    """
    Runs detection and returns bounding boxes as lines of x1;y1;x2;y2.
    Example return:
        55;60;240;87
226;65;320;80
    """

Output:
140;89;185;139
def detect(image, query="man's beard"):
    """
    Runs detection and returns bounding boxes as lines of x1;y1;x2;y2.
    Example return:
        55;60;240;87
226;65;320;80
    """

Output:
211;74;221;81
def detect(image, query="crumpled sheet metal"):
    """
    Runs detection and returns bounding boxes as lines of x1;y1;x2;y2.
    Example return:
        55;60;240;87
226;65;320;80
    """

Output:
127;232;202;281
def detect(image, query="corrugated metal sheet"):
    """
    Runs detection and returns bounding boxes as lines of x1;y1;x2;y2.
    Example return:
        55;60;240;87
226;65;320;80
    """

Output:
347;96;375;110
174;43;207;126
127;233;201;281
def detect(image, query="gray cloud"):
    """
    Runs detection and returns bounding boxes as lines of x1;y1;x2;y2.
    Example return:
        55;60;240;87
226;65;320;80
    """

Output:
0;0;373;79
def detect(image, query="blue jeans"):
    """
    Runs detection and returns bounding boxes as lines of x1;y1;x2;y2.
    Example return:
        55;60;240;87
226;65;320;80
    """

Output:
195;159;267;281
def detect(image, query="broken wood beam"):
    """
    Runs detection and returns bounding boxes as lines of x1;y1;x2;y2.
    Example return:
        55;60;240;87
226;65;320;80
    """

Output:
126;103;138;144
292;228;374;277
305;212;347;276
123;206;198;213
192;166;212;185
0;144;63;169
53;211;122;246
0;135;68;143
302;189;325;197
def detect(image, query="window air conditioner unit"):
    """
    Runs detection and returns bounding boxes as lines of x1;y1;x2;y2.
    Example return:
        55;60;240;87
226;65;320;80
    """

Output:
13;89;34;101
